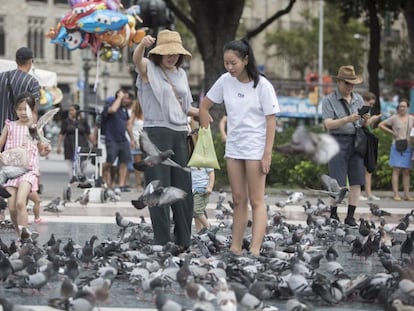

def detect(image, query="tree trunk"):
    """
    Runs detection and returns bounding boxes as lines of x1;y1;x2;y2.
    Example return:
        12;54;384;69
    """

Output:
402;0;414;56
366;1;381;115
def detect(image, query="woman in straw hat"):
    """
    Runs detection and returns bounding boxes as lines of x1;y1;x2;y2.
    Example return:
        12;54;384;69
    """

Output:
199;39;280;257
133;30;198;251
322;65;374;227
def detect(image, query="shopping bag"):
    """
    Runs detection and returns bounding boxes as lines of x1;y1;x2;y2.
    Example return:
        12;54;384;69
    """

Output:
0;147;30;168
187;126;220;169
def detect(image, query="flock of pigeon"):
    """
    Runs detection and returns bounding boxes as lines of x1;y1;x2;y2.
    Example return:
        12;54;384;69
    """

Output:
0;186;413;311
0;127;414;311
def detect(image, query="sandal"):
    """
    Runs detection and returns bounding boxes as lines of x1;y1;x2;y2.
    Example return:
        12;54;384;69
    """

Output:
403;196;414;201
34;218;47;224
393;196;401;201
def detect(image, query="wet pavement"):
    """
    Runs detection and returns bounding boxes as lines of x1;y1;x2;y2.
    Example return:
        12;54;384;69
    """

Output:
0;154;413;311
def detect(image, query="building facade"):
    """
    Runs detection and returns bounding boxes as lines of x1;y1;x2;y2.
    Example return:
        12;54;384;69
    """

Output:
0;0;408;111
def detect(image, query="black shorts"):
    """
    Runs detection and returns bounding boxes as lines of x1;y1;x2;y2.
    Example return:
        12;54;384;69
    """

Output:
105;140;131;164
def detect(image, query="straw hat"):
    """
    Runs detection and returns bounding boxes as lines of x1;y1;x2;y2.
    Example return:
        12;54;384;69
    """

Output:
335;65;363;84
148;30;191;58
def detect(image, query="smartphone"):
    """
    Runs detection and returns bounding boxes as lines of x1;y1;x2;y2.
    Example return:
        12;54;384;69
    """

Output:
358;105;371;116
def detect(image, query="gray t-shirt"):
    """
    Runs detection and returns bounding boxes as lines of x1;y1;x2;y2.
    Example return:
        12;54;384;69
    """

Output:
136;60;192;131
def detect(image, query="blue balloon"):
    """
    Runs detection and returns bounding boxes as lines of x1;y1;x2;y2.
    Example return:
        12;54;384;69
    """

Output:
77;9;128;34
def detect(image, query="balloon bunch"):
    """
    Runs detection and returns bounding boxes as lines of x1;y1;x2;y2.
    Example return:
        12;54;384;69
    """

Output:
47;0;146;62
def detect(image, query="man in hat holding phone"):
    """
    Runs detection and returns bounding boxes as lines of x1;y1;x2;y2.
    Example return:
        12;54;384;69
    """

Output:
322;65;371;226
0;47;40;132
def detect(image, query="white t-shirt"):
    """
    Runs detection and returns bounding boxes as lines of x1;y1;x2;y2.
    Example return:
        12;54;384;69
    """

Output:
207;73;280;159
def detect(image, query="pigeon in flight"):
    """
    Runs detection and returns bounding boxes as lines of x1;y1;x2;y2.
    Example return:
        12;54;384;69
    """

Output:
0;166;30;198
275;125;340;164
135;129;190;172
131;180;187;209
307;174;348;204
29;107;60;144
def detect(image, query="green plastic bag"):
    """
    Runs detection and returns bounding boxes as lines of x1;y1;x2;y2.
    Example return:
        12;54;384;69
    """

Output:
187;126;220;169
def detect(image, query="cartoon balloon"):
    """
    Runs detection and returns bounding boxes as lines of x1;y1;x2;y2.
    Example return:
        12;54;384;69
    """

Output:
77;9;128;34
62;0;107;30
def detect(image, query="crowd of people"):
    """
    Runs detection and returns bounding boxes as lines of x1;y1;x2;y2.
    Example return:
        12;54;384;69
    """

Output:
0;36;413;251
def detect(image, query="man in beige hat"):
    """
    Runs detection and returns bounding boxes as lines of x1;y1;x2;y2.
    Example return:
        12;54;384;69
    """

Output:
133;30;198;251
322;65;371;226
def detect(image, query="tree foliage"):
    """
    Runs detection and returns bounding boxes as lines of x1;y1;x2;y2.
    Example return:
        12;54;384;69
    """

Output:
163;0;296;132
265;3;368;80
325;0;410;114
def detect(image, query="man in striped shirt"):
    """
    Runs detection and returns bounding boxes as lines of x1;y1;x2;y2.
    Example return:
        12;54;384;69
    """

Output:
0;47;40;132
0;47;40;221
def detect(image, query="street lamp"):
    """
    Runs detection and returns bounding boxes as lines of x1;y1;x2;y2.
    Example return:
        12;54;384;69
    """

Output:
82;50;91;111
102;66;110;100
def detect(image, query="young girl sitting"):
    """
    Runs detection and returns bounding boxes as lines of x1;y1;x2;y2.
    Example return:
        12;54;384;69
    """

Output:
0;92;51;240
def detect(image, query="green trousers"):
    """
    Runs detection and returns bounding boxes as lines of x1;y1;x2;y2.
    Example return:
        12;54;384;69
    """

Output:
144;127;193;248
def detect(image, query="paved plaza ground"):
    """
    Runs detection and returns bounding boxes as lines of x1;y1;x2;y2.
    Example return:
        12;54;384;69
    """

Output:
0;154;413;311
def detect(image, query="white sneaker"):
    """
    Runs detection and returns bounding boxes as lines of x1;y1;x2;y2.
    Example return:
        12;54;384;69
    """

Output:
359;195;368;201
368;195;380;201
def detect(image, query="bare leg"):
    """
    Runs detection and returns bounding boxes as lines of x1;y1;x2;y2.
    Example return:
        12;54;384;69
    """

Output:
348;185;361;207
364;170;372;197
392;167;400;197
194;215;209;232
402;168;411;198
29;191;41;221
245;160;267;256
6;187;19;237
133;154;143;191
118;163;128;188
226;158;249;255
103;162;112;188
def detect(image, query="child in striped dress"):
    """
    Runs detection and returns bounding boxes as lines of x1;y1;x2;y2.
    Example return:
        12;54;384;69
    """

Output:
0;92;51;239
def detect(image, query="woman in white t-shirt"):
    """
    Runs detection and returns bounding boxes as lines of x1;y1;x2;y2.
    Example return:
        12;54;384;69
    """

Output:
199;39;280;257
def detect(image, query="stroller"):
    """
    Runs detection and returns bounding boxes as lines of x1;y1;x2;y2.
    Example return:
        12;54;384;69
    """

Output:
62;111;108;203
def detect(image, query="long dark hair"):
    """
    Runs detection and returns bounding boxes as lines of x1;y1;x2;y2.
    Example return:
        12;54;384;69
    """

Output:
223;39;261;88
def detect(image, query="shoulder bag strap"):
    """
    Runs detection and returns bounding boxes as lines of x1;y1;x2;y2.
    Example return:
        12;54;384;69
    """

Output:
6;71;15;105
161;67;185;112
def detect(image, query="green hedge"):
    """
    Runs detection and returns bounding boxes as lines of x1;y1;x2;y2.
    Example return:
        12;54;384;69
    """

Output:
213;125;412;190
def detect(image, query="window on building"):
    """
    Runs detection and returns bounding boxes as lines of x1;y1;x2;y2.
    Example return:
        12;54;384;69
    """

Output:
54;0;67;4
0;16;5;57
28;17;45;59
27;0;47;2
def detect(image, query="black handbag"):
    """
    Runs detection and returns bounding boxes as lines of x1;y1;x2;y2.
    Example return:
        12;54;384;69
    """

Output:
395;139;408;153
394;120;410;153
364;128;379;173
354;127;367;157
339;100;367;157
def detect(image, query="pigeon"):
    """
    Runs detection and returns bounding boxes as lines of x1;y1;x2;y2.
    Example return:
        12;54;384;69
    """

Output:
48;289;96;311
214;277;237;311
133;149;175;171
368;202;391;217
285;192;304;204
0;297;35;311
60;277;78;299
75;190;90;208
44;197;65;213
307;174;348;204
154;288;186;311
286;298;312;311
137;128;190;172
0;166;30;198
131;180;187;209
115;212;136;229
28;107;60;144
392;299;414;311
274;125;340;164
